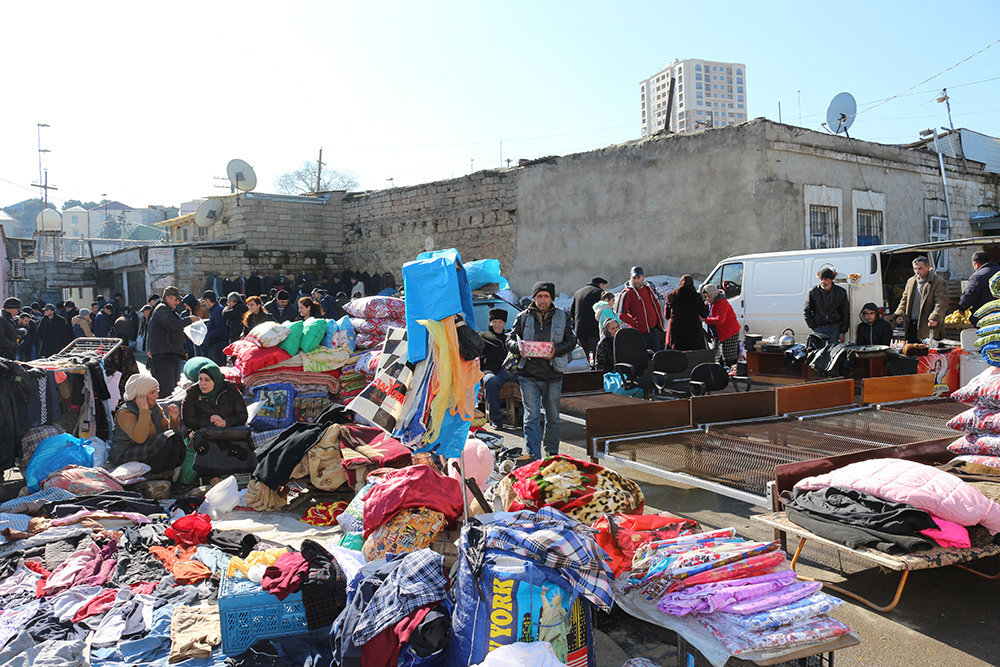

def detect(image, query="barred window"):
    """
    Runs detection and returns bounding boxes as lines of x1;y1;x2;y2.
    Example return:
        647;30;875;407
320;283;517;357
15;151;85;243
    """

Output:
856;209;883;246
809;205;839;249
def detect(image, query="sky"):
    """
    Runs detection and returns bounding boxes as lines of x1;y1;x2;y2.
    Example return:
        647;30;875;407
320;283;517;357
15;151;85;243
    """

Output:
2;0;999;211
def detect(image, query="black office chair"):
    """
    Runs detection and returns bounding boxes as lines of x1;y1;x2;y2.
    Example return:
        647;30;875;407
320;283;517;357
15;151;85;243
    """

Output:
689;362;731;396
613;327;654;396
651;350;690;396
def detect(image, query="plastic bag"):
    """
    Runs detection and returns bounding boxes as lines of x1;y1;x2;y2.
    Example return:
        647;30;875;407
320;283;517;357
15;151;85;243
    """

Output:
464;258;510;291
185;319;207;346
24;434;95;492
199;475;240;518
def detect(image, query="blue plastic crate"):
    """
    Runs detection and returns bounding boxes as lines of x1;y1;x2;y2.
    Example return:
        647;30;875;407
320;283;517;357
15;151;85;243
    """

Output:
218;574;308;655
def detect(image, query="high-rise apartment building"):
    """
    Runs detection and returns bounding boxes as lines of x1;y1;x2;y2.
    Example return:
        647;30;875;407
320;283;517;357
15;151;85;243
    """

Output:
640;59;747;136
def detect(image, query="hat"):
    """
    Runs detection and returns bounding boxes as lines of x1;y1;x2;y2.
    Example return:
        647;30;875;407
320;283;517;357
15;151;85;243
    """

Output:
630;266;644;277
42;303;55;312
532;281;555;298
20;307;32;315
30;302;40;310
488;308;509;323
162;286;180;299
79;308;90;317
202;290;217;302
103;303;113;311
701;283;720;299
182;294;198;309
3;297;20;310
276;290;290;301
140;305;152;313
817;268;837;280
148;293;160;302
592;276;608;285
183;357;215;382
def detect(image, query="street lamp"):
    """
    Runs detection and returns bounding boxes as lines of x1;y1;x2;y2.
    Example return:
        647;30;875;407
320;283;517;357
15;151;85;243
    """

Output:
920;128;952;231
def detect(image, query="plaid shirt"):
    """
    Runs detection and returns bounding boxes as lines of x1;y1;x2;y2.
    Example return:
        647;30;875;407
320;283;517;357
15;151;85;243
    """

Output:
0;486;76;512
474;506;615;610
352;548;447;645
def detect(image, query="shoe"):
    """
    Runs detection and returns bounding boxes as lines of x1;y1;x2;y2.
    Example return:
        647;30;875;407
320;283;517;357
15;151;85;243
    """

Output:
491;421;503;430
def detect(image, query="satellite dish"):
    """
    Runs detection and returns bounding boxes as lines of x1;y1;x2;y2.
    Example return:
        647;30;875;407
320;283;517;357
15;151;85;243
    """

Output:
826;92;857;137
194;199;225;228
226;159;257;192
36;208;62;232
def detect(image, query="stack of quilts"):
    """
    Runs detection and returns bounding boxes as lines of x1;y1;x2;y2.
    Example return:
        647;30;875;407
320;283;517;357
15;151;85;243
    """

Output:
344;296;406;350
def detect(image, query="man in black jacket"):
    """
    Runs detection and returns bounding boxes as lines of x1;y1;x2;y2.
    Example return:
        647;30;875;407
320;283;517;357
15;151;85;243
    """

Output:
856;302;892;346
479;309;517;429
570;276;607;368
148;286;198;398
803;268;849;343
37;304;72;357
0;298;20;360
958;250;1000;325
505;282;577;459
221;292;248;345
264;290;298;322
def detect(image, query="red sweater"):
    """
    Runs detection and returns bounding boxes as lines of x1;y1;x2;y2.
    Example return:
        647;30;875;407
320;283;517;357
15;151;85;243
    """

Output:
705;297;740;342
617;284;664;333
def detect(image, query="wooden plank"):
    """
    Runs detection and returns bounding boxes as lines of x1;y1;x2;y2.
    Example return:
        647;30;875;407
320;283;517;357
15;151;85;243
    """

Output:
562;370;605;395
585;399;691;458
776;379;855;414
861;373;935;404
562;393;646;420
690;388;776;424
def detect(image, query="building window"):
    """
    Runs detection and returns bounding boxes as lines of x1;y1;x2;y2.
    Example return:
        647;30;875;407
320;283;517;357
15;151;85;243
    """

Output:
695;64;702;71
857;209;883;246
736;68;742;75
809;205;840;249
696;82;702;89
182;227;189;241
929;215;950;271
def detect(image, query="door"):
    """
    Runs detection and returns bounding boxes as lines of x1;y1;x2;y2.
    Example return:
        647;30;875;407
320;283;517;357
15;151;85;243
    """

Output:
705;261;745;332
744;258;806;338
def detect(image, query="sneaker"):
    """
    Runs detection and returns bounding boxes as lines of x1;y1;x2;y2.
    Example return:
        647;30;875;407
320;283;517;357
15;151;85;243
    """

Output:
491;421;504;430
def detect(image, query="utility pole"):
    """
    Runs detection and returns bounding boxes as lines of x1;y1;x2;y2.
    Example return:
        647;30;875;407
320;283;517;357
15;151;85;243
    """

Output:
315;147;324;192
937;88;968;172
660;76;676;134
797;90;802;125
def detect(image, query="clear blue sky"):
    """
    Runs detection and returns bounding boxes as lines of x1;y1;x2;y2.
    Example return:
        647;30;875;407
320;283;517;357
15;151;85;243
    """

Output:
1;0;998;209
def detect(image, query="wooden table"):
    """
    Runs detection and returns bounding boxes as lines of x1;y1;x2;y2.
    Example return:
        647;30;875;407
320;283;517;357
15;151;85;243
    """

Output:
753;511;1000;612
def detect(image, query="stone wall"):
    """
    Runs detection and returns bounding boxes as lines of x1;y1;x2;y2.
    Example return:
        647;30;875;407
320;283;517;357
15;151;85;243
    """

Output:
342;172;518;284
16;260;96;303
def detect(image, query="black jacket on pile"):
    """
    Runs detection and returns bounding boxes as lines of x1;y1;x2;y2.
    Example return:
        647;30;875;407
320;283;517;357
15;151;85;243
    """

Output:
182;382;249;431
478;329;508;374
147;303;189;357
37;315;72;357
855;301;892;346
785;486;935;554
570;279;605;340
222;302;248;344
803;284;850;333
0;312;18;359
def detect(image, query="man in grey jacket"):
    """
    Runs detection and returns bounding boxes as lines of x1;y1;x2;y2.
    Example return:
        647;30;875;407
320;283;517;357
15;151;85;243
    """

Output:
505;281;577;459
147;286;198;397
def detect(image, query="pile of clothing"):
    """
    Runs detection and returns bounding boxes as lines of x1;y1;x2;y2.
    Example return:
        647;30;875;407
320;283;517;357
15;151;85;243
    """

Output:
344;297;406;351
595;514;851;657
785;458;1000;553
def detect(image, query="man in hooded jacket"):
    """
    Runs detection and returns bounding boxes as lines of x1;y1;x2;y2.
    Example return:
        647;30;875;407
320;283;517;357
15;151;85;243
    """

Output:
615;266;664;352
856;302;892;346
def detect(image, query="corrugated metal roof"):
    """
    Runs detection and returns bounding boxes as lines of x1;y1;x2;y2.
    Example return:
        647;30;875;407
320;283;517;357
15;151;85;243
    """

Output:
959;129;1000;174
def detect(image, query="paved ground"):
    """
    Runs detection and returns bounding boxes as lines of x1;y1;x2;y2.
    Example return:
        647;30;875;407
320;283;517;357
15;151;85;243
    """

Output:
490;420;998;667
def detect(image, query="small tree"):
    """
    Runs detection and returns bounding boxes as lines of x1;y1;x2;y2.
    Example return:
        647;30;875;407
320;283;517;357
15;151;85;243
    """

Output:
275;161;358;194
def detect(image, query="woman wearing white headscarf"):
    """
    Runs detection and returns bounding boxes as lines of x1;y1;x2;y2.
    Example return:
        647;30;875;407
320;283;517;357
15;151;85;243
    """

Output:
110;373;185;472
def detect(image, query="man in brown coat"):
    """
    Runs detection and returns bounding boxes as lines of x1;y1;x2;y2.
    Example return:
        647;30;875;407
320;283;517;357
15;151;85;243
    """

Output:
893;256;948;342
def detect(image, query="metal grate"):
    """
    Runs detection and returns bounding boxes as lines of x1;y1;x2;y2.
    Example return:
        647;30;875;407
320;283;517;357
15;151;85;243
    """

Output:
809;205;839;249
878;397;966;421
793;409;955;446
54;337;123;360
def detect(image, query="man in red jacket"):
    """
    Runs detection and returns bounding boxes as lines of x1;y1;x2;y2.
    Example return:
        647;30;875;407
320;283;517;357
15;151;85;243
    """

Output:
615;266;664;352
703;283;741;367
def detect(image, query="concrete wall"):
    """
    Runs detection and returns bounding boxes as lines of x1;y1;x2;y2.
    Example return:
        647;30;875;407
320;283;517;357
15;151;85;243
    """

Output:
16;260;96;303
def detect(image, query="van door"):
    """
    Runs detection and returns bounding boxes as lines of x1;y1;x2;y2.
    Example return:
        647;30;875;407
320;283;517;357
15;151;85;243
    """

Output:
810;253;880;343
744;258;806;338
704;261;745;331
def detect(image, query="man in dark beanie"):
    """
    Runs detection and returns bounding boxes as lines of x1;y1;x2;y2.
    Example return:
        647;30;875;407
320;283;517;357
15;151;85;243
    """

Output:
479;307;517;429
264;289;297;322
0;298;21;359
804;267;849;343
505;281;577;458
570;276;608;368
37;303;72;357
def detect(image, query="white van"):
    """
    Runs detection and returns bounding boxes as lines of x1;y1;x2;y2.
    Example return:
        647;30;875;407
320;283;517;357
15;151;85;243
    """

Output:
702;237;1000;343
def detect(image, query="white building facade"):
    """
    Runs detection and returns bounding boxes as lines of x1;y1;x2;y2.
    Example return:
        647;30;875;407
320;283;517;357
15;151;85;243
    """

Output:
640;59;747;136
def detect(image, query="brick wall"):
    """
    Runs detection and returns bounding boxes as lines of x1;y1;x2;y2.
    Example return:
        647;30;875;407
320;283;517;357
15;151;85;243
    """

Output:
342;171;518;283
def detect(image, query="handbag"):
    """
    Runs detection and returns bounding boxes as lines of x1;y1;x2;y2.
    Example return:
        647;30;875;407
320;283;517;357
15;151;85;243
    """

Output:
191;426;256;476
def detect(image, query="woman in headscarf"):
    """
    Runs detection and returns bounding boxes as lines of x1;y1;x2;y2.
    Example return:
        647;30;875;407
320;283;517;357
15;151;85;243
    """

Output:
594;312;623;372
181;357;248;431
663;274;709;351
110;373;185;473
241;296;274;336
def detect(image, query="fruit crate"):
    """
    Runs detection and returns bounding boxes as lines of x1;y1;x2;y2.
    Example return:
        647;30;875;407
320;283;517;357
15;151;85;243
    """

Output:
218;574;308;655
